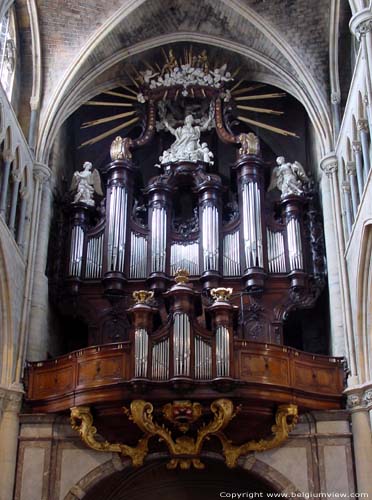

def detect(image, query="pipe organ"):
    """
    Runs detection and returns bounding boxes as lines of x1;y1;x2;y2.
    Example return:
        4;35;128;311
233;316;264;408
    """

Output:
62;100;325;347
27;54;344;466
38;54;329;403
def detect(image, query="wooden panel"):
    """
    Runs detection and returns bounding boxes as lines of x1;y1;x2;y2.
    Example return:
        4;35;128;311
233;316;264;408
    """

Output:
77;354;125;387
32;366;74;398
238;351;290;386
293;361;341;394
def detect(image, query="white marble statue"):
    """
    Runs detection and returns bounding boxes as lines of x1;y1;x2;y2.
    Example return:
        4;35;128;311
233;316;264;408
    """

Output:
70;161;103;206
268;156;309;198
159;108;214;165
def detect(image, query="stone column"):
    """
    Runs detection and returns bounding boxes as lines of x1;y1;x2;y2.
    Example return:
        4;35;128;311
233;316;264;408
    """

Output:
0;150;14;217
16;189;29;250
320;154;357;382
346;161;359;218
26;166;53;362
352;141;364;198
341;181;352;237
15;162;51;377
350;10;372;127
331;91;342;140
346;388;372;496
7;168;22;234
0;388;23;500
358;119;371;182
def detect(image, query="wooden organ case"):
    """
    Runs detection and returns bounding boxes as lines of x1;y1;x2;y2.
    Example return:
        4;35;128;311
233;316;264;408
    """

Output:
26;55;345;469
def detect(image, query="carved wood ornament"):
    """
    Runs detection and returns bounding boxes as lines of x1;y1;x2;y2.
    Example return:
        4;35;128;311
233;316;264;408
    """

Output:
70;400;298;470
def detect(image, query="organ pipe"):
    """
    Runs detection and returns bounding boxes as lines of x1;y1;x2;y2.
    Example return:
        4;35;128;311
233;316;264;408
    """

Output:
173;312;191;377
242;181;263;268
107;185;128;272
134;328;149;377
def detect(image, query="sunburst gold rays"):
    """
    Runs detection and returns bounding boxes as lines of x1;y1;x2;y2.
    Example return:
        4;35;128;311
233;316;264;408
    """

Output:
80;110;138;129
232;84;266;96
235;92;286;101
84;100;134;107
79;116;140;148
236;105;284;116
237;115;299;138
103;90;138;101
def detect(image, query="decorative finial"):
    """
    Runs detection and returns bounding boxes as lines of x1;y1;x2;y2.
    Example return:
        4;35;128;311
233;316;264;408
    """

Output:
132;290;154;304
174;268;189;285
210;287;233;302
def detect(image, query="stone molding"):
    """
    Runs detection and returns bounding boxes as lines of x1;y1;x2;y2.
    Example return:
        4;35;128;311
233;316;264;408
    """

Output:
345;383;372;411
320;153;338;177
0;387;23;418
350;9;372;40
33;162;51;184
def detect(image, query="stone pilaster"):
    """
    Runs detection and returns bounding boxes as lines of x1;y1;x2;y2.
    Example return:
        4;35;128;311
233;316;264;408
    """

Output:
346;384;372;496
15;162;51;380
0;387;23;500
320;154;357;381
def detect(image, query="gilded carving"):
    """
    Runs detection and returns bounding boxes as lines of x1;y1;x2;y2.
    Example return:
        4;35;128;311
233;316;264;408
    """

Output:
211;287;233;302
132;290;154;304
70;400;298;470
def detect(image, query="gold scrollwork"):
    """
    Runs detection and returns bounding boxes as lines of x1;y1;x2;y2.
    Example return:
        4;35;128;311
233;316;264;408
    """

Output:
210;287;233;302
70;400;298;470
132;290;154;304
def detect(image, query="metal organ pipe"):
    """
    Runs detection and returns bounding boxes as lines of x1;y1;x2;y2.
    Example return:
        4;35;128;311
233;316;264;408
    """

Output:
152;337;169;380
85;233;104;278
242;181;263;268
134;328;148;378
287;217;303;271
223;230;240;276
267;229;286;273
202;204;219;272
170;241;199;276
129;232;148;278
173;312;191;377
194;336;212;379
107;185;128;272
68;226;84;277
151;206;167;273
216;325;230;377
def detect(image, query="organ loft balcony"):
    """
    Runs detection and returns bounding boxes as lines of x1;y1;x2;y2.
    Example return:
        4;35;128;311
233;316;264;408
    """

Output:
25;47;345;469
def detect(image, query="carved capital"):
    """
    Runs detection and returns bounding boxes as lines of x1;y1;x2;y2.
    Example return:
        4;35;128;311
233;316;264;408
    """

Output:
346;161;356;176
33;162;51;184
355;19;372;40
2;149;14;163
320;154;338;177
0;388;23;419
331;91;341;105
352;141;362;154
346;393;362;409
357;119;369;133
350;9;372;40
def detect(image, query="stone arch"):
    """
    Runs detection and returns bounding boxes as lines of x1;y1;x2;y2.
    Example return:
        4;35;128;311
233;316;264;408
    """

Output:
356;221;372;382
0;234;14;386
63;454;300;500
36;0;333;164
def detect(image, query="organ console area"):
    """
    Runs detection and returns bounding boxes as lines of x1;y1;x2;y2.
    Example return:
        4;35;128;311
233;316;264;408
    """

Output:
25;50;345;467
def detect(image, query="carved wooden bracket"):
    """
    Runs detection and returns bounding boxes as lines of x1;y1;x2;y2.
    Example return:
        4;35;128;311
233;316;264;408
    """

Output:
70;400;298;470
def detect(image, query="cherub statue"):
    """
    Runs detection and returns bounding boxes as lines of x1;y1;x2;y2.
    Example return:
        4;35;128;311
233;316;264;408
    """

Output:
268;156;309;198
70;161;103;206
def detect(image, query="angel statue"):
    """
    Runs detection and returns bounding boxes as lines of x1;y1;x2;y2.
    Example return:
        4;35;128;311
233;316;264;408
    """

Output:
159;102;214;165
70;161;103;206
268;156;309;198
